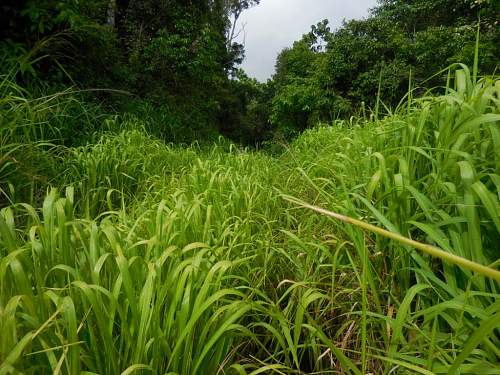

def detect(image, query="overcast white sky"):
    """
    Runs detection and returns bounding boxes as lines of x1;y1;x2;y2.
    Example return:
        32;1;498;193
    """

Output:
235;0;378;81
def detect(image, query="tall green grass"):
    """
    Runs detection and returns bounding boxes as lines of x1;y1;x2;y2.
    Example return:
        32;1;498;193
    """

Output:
0;69;107;206
280;65;500;373
1;65;499;374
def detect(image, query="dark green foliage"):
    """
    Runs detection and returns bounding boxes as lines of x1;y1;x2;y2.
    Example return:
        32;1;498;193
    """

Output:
261;0;499;136
374;0;500;31
1;0;498;145
0;0;261;143
218;70;273;144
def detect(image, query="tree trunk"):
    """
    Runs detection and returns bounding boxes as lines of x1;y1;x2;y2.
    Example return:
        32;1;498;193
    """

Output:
106;0;116;27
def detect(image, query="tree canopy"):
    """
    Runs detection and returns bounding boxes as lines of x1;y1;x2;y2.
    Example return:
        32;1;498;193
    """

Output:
1;0;498;143
0;0;260;141
247;0;499;137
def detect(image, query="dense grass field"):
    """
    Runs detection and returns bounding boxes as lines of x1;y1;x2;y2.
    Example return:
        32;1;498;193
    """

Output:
1;65;499;374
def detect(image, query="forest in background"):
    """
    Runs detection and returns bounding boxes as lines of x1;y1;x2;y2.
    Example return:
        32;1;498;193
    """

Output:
1;1;500;374
1;0;498;143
